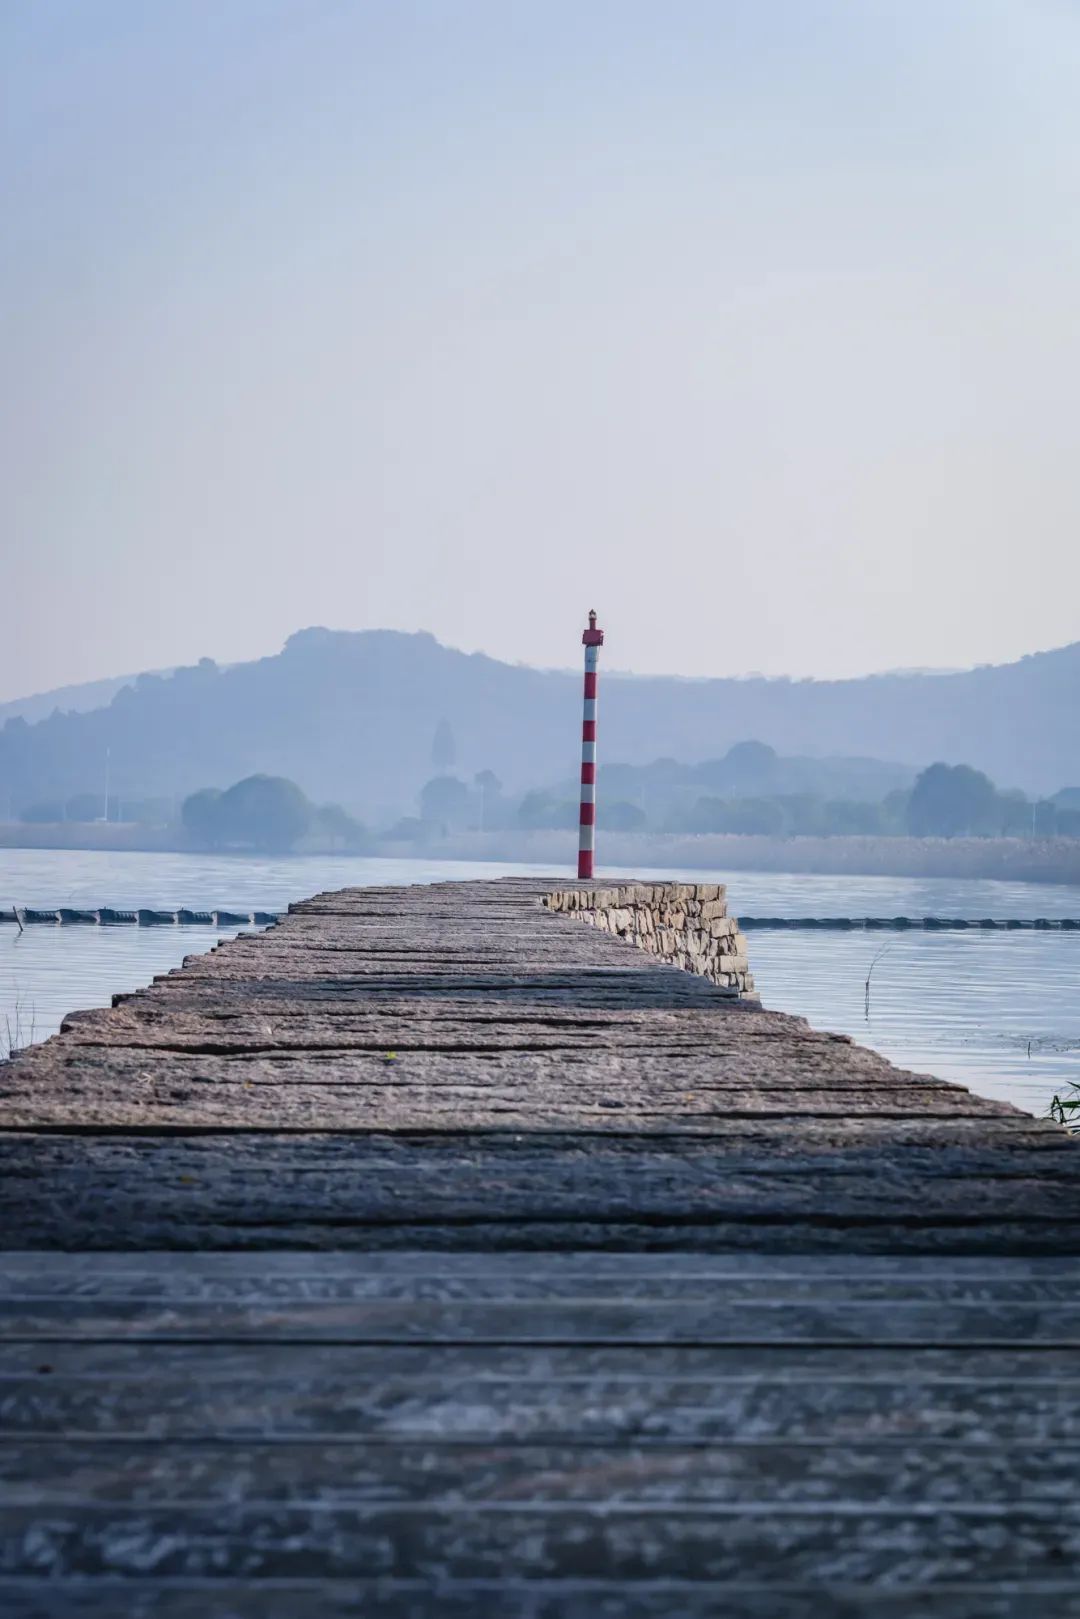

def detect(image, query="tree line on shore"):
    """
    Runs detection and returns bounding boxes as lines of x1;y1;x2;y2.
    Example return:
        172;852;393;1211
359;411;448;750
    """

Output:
661;764;1080;840
10;742;1080;852
401;751;1080;843
181;776;368;853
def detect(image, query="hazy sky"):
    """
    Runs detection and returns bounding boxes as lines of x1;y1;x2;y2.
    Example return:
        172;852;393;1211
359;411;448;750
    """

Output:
3;0;1079;699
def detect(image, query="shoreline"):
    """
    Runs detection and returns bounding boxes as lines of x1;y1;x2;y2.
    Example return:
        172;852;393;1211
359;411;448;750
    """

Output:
3;822;1080;886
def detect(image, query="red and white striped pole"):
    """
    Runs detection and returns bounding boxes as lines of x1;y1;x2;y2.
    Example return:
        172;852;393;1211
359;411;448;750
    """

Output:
578;608;604;879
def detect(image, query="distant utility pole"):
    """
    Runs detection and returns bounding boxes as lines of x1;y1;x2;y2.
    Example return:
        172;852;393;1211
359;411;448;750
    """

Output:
578;609;604;879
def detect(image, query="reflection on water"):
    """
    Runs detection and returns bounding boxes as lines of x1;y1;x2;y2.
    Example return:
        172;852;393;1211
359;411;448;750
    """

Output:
747;930;1080;1118
0;923;247;1057
2;848;1079;1119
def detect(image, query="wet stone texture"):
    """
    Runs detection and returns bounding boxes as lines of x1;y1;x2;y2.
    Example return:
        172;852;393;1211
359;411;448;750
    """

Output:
0;874;1078;1615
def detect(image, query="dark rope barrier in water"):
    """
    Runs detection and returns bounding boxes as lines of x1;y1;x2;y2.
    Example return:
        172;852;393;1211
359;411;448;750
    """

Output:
1;909;1078;930
738;916;1080;931
0;908;279;927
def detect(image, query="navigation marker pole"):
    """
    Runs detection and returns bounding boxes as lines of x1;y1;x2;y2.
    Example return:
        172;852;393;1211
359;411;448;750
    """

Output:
578;609;604;880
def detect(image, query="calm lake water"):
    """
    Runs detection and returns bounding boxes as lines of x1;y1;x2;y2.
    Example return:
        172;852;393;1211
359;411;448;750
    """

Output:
2;848;1078;1120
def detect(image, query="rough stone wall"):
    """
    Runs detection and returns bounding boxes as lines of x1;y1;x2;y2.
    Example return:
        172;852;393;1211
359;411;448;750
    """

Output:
545;882;757;999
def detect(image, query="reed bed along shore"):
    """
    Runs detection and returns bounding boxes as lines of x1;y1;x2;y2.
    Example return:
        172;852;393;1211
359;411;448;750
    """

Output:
4;821;1080;886
381;831;1080;886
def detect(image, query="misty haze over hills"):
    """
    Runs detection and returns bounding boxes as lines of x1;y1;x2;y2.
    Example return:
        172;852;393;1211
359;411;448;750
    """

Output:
0;671;175;728
0;627;1077;821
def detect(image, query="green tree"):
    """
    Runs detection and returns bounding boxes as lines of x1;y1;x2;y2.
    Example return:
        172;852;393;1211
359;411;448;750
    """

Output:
906;763;999;837
685;796;785;835
775;794;825;836
604;800;647;831
725;797;786;835
517;791;577;830
181;787;225;847
722;740;778;787
1032;799;1058;838
386;815;427;842
216;775;312;851
420;774;470;829
683;797;724;833
881;787;912;834
315;803;369;850
997;790;1032;837
474;769;502;831
822;799;885;836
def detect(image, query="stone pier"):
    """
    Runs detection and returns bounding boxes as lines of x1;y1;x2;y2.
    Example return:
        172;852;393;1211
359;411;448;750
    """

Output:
1;876;1079;1615
546;880;756;995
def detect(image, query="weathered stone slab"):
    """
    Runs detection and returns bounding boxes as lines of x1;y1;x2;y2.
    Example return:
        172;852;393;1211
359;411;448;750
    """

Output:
4;1431;1078;1505
3;1498;1080;1583
1;875;1079;1609
2;1582;1077;1619
546;882;756;995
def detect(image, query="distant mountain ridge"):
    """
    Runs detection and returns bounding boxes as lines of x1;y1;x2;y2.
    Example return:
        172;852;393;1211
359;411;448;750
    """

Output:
0;627;1077;817
0;672;170;727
